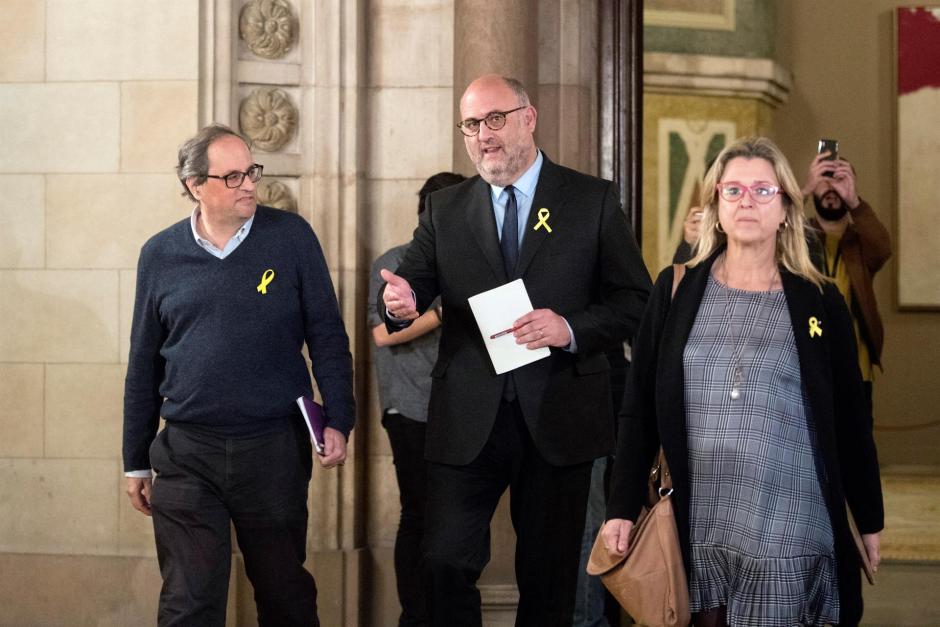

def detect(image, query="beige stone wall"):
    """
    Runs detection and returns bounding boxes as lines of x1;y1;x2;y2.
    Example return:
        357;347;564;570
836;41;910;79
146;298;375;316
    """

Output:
0;0;199;615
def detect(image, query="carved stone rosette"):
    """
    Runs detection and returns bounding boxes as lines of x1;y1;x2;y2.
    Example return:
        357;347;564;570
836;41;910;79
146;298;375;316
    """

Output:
239;88;298;152
257;179;297;212
239;0;298;60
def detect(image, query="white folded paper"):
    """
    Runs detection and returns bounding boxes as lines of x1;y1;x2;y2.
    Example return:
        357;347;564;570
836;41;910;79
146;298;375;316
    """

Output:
468;279;551;374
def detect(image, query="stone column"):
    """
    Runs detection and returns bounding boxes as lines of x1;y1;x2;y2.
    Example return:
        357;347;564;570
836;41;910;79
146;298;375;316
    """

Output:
452;0;539;175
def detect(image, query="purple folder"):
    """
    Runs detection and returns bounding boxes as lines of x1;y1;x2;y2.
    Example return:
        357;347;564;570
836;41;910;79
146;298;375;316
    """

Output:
296;396;326;455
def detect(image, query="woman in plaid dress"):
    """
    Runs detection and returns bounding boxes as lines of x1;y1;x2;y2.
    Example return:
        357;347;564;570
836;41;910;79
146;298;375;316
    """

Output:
602;137;883;626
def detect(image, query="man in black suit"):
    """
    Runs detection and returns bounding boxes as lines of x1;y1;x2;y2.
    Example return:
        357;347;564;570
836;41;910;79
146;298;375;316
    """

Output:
381;75;650;626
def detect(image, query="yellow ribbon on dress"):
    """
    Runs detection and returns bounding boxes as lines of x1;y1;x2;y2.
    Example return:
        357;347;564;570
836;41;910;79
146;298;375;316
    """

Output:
256;269;275;294
533;208;552;233
808;316;823;338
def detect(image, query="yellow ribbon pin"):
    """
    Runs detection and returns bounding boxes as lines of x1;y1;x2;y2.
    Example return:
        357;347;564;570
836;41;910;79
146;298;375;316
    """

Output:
533;207;552;233
256;269;275;295
808;316;822;338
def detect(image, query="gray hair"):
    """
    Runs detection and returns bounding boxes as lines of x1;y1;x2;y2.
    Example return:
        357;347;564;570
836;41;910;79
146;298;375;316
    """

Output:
176;124;251;202
502;76;531;107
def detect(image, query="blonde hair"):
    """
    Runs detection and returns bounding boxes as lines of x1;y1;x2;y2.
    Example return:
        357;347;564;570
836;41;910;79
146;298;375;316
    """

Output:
688;136;826;288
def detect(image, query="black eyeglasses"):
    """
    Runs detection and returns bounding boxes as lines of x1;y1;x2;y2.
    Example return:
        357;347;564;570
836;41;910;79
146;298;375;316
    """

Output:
205;164;263;188
457;106;527;137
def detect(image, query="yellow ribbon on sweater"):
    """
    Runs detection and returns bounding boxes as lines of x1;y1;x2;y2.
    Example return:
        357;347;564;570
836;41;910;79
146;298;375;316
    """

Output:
257;269;275;294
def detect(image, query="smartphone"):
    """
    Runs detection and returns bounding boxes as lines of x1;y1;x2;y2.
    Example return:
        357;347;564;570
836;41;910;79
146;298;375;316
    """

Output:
818;139;838;177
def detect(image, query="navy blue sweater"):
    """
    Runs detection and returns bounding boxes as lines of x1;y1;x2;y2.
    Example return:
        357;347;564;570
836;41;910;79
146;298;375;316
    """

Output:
123;206;355;471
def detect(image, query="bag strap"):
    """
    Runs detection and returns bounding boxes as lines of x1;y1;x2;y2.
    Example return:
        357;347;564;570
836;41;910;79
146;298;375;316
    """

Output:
654;449;673;490
647;265;686;500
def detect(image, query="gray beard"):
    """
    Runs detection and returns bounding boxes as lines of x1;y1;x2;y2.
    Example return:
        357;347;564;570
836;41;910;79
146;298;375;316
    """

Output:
476;146;529;187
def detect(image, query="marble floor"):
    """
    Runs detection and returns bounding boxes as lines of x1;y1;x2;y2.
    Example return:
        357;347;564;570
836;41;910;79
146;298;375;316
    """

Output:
861;468;940;626
880;470;940;563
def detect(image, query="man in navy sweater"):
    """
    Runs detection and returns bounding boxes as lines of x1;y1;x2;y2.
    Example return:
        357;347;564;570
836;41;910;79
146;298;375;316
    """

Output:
123;124;355;626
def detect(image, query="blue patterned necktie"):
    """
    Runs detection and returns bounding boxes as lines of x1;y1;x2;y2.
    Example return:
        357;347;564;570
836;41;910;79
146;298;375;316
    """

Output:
500;185;519;276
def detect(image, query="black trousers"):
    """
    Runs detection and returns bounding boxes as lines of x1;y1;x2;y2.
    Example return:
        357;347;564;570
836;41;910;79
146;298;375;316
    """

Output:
384;411;430;626
149;420;318;627
422;400;593;627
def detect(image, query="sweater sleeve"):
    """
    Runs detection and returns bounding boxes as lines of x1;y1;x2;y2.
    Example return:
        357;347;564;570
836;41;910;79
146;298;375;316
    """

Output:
606;267;673;522
825;283;884;533
122;244;167;472
296;221;356;438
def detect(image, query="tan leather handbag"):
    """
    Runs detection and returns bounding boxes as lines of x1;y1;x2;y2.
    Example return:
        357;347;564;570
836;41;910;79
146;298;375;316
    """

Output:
587;265;691;626
587;452;690;627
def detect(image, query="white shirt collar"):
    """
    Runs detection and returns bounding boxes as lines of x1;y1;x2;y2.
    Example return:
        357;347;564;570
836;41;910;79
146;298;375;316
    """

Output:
190;208;254;257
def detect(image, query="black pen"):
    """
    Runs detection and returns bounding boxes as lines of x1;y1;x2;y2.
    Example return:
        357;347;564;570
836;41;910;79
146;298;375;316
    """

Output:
489;327;518;340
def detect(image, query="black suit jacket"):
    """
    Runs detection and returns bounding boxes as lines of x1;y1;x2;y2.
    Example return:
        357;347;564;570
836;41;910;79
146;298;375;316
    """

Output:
385;156;651;466
607;250;884;624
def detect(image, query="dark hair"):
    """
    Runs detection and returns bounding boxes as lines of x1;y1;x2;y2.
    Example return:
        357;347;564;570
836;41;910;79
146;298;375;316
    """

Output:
176;124;251;202
417;172;466;214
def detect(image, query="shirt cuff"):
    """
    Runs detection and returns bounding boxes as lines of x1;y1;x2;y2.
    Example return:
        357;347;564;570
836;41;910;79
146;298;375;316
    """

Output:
563;318;577;353
125;469;153;479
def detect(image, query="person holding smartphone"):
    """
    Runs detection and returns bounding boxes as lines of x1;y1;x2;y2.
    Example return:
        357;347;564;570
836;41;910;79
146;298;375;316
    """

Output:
802;141;892;409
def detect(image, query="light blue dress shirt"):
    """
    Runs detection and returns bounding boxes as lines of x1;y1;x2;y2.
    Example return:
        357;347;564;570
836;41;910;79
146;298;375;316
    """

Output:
489;150;543;249
189;208;254;259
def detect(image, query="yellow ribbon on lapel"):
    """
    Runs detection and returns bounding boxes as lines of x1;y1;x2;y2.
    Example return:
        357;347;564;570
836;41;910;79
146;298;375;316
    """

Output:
533;207;552;233
808;316;822;338
257;269;275;294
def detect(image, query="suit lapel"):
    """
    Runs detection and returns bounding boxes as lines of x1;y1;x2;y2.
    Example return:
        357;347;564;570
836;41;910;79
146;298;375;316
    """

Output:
517;157;567;278
465;177;508;282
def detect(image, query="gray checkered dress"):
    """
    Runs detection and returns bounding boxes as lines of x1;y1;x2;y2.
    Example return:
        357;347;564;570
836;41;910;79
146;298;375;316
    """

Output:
682;275;839;626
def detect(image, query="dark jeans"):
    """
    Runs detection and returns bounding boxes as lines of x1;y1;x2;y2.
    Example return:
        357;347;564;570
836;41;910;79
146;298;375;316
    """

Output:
422;400;593;627
383;411;430;626
149;419;318;627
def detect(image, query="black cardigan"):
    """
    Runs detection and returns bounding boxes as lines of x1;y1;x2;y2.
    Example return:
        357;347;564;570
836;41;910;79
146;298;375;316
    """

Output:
607;250;884;625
